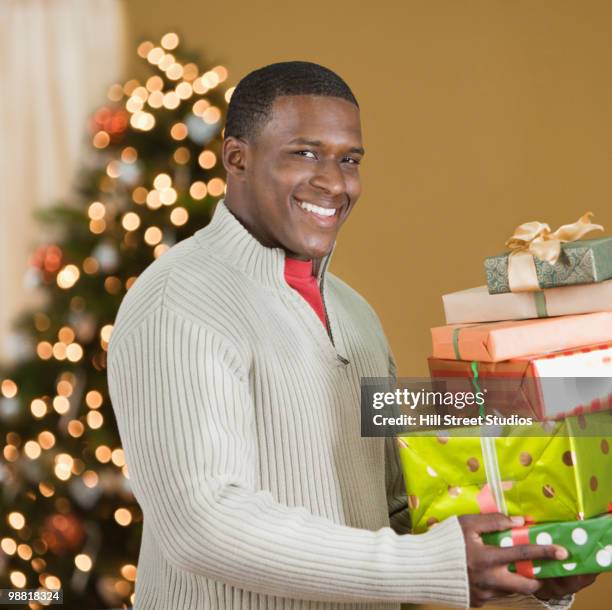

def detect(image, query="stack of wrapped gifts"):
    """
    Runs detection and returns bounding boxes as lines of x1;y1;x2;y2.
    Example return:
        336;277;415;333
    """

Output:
397;212;612;579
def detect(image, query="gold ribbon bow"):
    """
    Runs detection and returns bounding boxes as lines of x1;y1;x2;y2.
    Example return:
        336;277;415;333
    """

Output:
505;211;604;292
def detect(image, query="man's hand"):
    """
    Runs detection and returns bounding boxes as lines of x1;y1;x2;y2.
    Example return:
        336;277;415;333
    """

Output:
534;573;599;600
458;513;569;608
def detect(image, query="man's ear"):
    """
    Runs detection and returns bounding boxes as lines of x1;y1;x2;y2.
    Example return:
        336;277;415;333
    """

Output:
222;136;249;180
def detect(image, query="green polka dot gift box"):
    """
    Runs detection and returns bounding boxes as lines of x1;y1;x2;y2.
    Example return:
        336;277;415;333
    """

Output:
482;513;612;578
396;410;611;534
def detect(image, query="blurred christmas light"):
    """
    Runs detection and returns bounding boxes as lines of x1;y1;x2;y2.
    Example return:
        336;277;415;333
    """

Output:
39;482;54;497
137;41;154;59
162;91;180;109
202;106;221;124
24;441;41;460
198;150;216;169
107;83;124;101
38;431;55;449
190;181;207;199
57;265;80;289
100;325;113;343
144;227;163;246
52;396;70;415
10;571;26;588
1;538;17;555
83;257;99;274
132;186;148;204
88;202;106;220
225;86;236;102
207;177;225;197
104;277;123;295
4;445;18;461
85;390;103;409
17;544;32;561
145;190;162;209
122;212;141;231
86;411;104;430
170;207;189;226
166;63;184;80
161;32;179;50
95;446;111;463
1;379;18;398
89;218;106;234
192;99;210;117
123;79;140;96
201;70;220;88
147;90;164;109
58;327;75;344
175;82;193;99
30;399;47;418
114;508;132;527
82;470;99;488
44;575;61;590
145;75;163;91
8;512;25;530
183;63;199;81
173;147;190;164
154;244;170;258
67;420;85;438
159;188;177;205
130;111;155;131
121;146;138;163
93;131;110;148
75;554;93;572
158;53;175;71
111;448;125;467
153;173;171;189
121;564;137;581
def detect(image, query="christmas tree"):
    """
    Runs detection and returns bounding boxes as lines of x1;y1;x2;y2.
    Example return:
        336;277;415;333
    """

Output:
0;32;231;609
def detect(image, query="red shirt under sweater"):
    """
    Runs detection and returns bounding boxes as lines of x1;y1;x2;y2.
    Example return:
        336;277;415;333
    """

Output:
283;256;327;328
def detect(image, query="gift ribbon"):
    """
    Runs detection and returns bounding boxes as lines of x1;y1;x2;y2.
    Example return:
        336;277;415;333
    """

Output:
505;211;604;292
533;291;548;317
511;527;535;578
470;359;508;515
452;330;509;515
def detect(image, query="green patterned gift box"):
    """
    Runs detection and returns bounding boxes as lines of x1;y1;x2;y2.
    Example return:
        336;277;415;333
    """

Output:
484;237;612;294
482;514;612;579
397;411;612;533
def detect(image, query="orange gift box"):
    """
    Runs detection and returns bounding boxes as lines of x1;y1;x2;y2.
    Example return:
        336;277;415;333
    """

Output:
428;342;612;420
430;311;612;362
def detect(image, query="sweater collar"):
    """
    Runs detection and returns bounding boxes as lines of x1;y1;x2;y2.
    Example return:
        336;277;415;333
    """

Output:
194;198;336;289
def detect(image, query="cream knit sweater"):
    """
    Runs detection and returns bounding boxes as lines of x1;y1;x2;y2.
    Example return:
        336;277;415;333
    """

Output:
107;199;573;610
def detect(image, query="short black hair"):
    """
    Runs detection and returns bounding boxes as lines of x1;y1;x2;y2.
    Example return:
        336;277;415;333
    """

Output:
224;61;359;141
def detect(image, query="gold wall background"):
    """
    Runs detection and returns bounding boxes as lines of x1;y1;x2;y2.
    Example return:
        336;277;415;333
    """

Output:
123;1;612;607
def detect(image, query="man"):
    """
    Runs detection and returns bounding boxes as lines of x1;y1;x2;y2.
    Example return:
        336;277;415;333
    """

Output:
107;61;596;609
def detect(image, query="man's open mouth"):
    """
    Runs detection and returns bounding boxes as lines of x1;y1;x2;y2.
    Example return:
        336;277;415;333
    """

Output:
292;197;343;223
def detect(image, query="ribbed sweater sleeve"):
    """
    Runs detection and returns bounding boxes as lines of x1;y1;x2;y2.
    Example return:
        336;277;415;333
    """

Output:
107;304;470;608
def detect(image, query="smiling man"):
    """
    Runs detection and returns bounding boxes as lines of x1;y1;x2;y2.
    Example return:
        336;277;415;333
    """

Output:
107;61;592;610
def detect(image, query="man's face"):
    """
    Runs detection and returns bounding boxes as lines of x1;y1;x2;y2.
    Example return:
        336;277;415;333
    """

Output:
235;95;364;260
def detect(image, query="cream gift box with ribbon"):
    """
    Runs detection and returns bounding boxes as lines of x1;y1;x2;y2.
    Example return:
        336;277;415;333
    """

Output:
484;212;612;294
442;279;612;325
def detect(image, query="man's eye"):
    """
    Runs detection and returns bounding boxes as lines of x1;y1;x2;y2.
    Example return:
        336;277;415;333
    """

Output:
343;157;361;165
294;150;317;159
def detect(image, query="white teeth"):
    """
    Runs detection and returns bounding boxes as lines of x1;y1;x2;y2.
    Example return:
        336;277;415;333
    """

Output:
298;201;337;217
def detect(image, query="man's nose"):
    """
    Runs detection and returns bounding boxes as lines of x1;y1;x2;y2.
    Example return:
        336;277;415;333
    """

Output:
309;158;346;197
